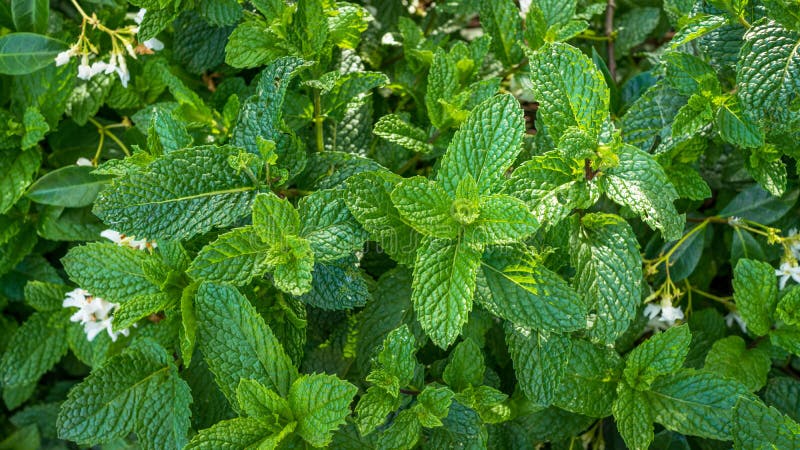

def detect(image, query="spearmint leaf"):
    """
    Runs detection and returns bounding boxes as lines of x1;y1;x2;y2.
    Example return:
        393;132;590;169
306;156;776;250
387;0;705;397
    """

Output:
328;4;370;49
668;14;727;49
615;7;662;56
225;19;286;69
196;0;242;27
373;114;432;154
236;378;292;420
269;235;314;296
184;417;275;449
663;51;720;96
376;409;421;450
0;148;41;214
24;281;69;311
505;324;572;406
647;369;752;440
376;325;417;388
412;237;482;349
437;94;525;197
355;387;399;436
704;336;771;392
600;144;684;241
613;384;654;450
288;0;328;59
555;339;623;417
443;338;484;391
253;193;301;243
299;189;367;262
664;164;712;201
147;109;192;155
716;101;764;149
747;146;787;197
289;373;358;447
477;246;587;333
777;287;800;326
425;48;458;130
298;261;368;310
508;152;595;228
57;339;191;449
737;21;800;131
62;242;162;302
0;311;68;409
322;72;388;121
572;213;642;344
672;94;714;138
187;226;271;286
478;0;525;66
468;195;539;244
733;258;778;336
195;282;298;405
391;176;459;239
94;145;258;241
623;325;691;390
733;396;800;450
414;385;454;427
527;43;610;144
20;106;48;150
621;82;686;151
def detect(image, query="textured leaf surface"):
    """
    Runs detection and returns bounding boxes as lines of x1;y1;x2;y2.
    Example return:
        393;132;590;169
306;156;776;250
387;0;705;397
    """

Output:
373;114;432;154
704;336;771;391
478;0;524;66
527;43;610;143
412;237;482;349
0;148;41;214
506;325;571;406
733;258;777;336
299;262;369;310
391;176;458;239
554;339;623;417
299;189;367;262
732;397;800;450
195;283;297;404
289;373;358;447
600;145;683;241
469;195;539;244
436;94;525;196
623;325;691;389
477;246;587;333
613;385;654;450
57;340;191;450
94;145;258;241
252;193;301;243
188;226;271;286
572;213;642;344
184;417;272;450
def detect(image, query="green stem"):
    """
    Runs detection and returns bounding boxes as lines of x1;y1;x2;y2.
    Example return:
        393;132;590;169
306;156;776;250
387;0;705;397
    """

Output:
313;89;324;152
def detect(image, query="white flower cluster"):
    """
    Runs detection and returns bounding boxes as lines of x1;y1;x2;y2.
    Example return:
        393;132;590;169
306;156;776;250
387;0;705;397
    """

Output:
788;228;800;260
643;299;684;332
63;288;129;341
101;229;156;251
54;9;164;88
775;228;800;290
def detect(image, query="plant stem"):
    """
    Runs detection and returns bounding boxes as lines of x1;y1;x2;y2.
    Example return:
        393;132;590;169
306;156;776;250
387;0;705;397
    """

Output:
313;89;324;152
605;0;617;80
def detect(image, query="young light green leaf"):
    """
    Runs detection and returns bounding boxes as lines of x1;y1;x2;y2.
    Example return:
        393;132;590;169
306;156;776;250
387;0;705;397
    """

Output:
376;409;421;450
436;94;525;197
375;325;417;388
236;378;292;420
57;339;191;450
299;189;368;262
268;235;314;296
468;195;539;245
443;338;484;392
184;417;277;450
600;144;684;241
195;282;298;405
289;373;358;447
572;213;642;344
527;43;610;143
412;237;482;349
733;258;778;336
252;192;301;243
355;387;400;436
391;176;459;239
373;114;433;154
94;145;259;241
187;226;271;286
425;48;458;130
704;336;771;392
414;385;454;428
716;102;764;149
478;0;525;66
623;325;691;390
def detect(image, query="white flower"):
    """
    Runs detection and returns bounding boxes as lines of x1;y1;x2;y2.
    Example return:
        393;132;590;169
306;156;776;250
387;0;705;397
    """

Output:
101;229;156;250
89;61;108;77
143;37;164;51
55;45;78;66
75;157;93;166
134;8;146;25
644;303;661;320
77;54;93;80
62;288;129;342
519;0;532;15
643;300;684;332
776;261;800;290
660;304;685;325
124;42;137;58
725;312;747;333
115;54;130;87
788;228;800;260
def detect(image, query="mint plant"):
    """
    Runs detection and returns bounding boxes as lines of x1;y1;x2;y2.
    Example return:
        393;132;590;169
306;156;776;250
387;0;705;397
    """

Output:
1;0;800;449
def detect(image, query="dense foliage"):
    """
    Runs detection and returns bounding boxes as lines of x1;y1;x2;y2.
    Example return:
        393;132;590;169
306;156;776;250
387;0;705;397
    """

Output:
1;0;799;448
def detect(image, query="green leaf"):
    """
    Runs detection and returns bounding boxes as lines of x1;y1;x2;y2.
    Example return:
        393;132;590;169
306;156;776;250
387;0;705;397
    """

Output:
425;49;458;130
0;148;41;214
93;145;259;241
527;43;610;143
376;409;421;450
322;72;388;121
667;14;727;49
664;164;712;201
268;235;314;296
412;237;482;349
299;189;367;262
375;325;417;389
236;378;292;420
477;246;587;333
647;369;751;440
298;261;369;310
289;373;358;447
113;293;173;330
704;336;771;392
672;94;714;138
147;109;192;155
507;152;595;227
57;339;191;449
623;325;691;390
11;0;49;33
777;287;800;326
225;19;286;69
572;213;642;344
437;94;525;197
195;282;298;405
183;417;274;450
21;106;48;150
663;52;720;96
187;226;271;286
373;114;432;154
443;338;484;391
196;0;242;27
600;144;684;241
356;387;399;436
506;325;572;406
0;33;66;75
716;102;764;149
747;146;787;197
733;397;800;450
289;0;328;59
468;195;538;244
26;165;112;208
253;192;301;244
615;7;662;56
733;258;778;336
555;339;623;417
414;385;454;428
479;0;525;66
0;311;68;409
737;21;800;131
62;242;162;302
328;4;369;50
613;384;654;450
720;184;799;224
24;281;69;311
391;176;459;239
